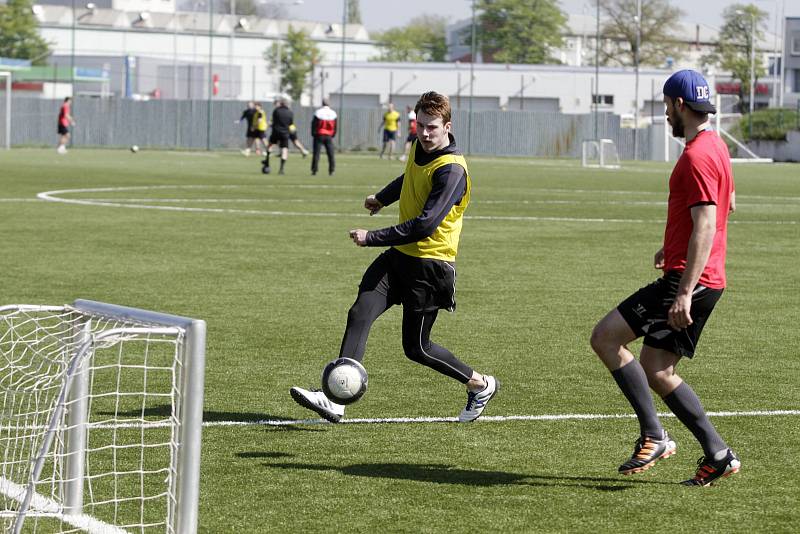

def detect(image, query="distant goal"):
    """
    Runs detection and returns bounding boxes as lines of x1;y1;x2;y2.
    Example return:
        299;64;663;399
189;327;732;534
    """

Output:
581;139;621;169
0;300;206;534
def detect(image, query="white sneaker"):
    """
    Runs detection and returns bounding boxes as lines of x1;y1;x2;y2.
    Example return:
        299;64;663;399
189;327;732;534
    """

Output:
57;145;67;154
458;375;499;422
290;386;345;423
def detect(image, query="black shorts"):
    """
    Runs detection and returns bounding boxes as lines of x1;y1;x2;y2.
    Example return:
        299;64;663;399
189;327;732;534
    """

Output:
58;124;70;135
289;132;298;142
406;133;417;143
617;271;723;358
359;248;457;313
383;130;397;143
269;131;289;148
246;130;260;139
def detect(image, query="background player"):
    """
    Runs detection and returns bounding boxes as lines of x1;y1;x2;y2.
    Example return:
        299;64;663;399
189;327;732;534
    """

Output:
291;91;498;423
379;102;400;160
56;96;75;154
310;97;337;176
263;96;294;175
590;69;739;487
399;105;417;162
237;101;259;156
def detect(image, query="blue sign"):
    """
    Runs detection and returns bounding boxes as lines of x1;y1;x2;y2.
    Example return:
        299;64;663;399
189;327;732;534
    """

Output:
0;57;32;69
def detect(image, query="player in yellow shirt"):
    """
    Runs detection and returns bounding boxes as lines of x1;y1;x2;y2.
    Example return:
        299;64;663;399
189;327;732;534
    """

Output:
291;91;498;423
379;102;401;160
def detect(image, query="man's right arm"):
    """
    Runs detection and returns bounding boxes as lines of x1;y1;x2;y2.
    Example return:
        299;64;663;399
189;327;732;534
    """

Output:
374;175;404;207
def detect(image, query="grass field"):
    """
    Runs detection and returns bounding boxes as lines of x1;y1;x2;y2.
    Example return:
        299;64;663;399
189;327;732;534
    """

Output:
1;148;799;533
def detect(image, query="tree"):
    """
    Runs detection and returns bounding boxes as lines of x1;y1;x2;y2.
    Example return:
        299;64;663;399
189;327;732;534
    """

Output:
216;0;259;16
264;26;321;102
476;0;567;64
372;15;448;62
0;0;50;65
597;0;685;67
347;0;362;24
703;4;768;113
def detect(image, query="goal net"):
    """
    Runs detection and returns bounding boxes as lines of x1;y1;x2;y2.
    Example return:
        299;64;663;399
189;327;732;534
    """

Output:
581;138;621;169
0;300;205;534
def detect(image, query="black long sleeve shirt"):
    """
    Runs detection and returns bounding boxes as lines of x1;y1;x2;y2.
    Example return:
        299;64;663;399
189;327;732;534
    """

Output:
365;135;466;247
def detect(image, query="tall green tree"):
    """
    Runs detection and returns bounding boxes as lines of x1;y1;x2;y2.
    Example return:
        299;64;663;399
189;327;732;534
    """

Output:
703;4;768;112
347;0;362;24
598;0;685;67
0;0;50;65
264;26;321;102
476;0;567;64
372;15;447;62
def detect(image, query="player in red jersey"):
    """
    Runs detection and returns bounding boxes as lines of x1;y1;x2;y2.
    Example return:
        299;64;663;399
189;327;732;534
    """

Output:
57;97;75;154
590;70;739;486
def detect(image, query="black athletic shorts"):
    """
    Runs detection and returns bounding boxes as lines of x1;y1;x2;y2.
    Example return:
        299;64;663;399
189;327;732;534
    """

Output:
359;247;457;313
246;130;260;139
383;130;397;143
289;132;298;142
617;271;723;358
269;131;289;148
58;124;70;135
406;132;416;143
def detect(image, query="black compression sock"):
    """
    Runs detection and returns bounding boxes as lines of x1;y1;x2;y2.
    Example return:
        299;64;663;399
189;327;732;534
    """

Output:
611;360;664;439
663;382;728;457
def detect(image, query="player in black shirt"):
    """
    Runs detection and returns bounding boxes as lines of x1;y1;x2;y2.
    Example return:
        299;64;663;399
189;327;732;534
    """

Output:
263;97;294;175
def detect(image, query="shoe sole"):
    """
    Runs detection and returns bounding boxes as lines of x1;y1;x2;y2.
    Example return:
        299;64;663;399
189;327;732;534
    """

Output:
620;440;677;475
289;388;342;423
459;378;501;423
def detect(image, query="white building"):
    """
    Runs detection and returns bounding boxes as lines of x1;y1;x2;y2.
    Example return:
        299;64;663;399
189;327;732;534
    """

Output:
30;3;378;102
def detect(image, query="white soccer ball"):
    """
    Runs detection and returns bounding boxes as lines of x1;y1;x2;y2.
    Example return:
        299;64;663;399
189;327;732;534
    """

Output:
321;357;368;405
130;145;139;153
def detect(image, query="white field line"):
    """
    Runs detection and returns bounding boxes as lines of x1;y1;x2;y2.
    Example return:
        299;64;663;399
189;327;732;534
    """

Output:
0;477;129;534
209;409;800;427
4;409;796;433
34;186;799;224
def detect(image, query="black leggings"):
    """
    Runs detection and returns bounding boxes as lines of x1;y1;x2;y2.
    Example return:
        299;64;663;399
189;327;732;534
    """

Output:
339;288;473;384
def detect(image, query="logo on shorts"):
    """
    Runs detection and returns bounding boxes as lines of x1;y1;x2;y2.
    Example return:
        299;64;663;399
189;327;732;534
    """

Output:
632;304;647;318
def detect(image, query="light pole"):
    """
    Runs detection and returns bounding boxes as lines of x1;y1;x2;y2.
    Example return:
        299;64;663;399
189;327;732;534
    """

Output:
338;0;346;150
468;0;476;155
594;0;600;140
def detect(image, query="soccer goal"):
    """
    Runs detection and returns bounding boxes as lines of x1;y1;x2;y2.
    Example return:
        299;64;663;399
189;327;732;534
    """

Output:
0;300;206;534
581;138;621;169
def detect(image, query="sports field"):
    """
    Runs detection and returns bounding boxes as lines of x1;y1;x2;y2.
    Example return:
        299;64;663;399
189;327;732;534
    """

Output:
1;148;799;532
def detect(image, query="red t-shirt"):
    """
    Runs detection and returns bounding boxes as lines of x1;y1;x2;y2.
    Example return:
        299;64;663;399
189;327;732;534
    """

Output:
662;130;734;289
59;103;71;127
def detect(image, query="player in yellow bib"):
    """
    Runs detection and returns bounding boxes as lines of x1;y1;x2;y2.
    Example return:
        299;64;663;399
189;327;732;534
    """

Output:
290;91;498;423
379;102;401;160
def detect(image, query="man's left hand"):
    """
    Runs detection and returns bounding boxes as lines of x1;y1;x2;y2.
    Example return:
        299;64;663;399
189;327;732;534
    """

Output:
349;229;368;246
667;293;693;330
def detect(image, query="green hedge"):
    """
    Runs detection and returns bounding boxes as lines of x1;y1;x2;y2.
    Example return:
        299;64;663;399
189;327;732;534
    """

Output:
737;108;800;141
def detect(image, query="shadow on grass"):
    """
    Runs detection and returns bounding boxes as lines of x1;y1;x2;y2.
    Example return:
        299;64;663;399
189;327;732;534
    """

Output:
258;461;675;491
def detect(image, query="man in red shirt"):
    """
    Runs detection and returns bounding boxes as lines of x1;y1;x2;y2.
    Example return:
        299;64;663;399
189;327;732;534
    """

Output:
399;106;417;162
590;70;739;486
310;98;337;176
57;97;75;154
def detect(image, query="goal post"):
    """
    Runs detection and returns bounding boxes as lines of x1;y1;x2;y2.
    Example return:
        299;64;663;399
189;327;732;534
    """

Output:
0;300;206;534
581;138;621;169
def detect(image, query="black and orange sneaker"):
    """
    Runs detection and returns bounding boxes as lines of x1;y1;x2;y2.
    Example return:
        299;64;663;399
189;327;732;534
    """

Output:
681;449;740;487
618;433;677;475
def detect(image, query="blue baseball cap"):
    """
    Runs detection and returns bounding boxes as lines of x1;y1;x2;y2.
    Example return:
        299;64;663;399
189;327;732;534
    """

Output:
663;69;716;114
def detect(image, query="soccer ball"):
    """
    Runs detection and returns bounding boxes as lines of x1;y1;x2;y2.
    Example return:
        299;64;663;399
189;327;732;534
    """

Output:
130;145;139;153
321;357;368;405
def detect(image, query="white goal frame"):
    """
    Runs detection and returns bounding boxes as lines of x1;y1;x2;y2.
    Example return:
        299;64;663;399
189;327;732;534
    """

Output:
0;300;206;534
0;71;10;150
581;138;621;169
